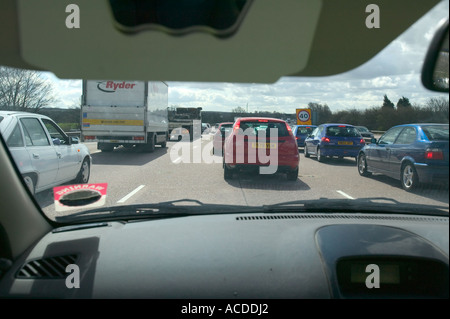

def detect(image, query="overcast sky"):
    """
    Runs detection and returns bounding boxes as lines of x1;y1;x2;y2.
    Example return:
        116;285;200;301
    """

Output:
49;0;449;113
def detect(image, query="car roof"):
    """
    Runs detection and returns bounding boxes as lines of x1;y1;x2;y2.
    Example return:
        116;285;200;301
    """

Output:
392;123;449;128
237;117;287;123
320;123;356;127
0;110;49;118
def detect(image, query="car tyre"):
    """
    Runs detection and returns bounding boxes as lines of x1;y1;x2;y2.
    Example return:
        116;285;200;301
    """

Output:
317;147;324;162
304;146;310;158
23;175;35;195
224;165;233;180
286;167;298;181
401;163;418;192
75;158;90;183
357;153;372;177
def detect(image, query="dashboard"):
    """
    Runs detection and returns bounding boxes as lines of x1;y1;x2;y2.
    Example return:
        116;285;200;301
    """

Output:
0;212;448;299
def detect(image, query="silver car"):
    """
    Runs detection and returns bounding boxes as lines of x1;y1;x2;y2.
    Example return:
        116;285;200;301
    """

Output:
0;111;91;194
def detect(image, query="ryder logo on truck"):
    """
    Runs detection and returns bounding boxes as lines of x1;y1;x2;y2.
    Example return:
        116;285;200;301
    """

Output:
97;81;137;93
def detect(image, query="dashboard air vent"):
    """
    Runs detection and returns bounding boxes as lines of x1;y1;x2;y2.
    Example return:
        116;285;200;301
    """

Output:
16;254;78;279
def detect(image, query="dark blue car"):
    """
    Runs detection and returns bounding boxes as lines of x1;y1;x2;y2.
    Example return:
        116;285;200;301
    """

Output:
357;124;449;191
304;124;365;161
292;125;317;147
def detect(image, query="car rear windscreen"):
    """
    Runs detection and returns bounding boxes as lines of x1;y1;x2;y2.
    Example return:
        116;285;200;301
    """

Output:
239;121;290;137
422;125;449;141
326;126;361;137
296;127;315;135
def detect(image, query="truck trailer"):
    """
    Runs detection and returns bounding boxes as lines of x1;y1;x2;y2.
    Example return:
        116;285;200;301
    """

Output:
168;107;202;141
81;80;169;152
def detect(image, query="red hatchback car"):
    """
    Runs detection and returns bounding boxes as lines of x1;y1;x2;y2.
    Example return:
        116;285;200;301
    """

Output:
223;117;299;181
213;122;234;156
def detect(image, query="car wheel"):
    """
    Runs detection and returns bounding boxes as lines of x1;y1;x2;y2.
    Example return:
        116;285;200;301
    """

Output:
401;163;418;191
304;146;310;158
286;167;298;181
23;175;35;195
357;153;372;177
75;158;90;183
317;147;323;162
224;165;233;180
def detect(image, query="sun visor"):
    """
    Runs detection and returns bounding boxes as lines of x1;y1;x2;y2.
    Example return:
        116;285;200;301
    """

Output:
7;0;439;82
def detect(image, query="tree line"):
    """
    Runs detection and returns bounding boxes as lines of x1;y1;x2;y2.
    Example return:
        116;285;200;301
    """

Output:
1;67;448;132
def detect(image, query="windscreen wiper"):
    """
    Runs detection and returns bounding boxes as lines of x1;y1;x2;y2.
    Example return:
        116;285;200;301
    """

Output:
54;199;261;223
262;197;449;216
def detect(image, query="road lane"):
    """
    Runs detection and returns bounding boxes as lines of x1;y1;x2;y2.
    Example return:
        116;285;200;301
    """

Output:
39;134;449;220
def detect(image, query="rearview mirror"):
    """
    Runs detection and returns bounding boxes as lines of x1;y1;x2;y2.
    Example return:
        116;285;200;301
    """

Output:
422;19;449;92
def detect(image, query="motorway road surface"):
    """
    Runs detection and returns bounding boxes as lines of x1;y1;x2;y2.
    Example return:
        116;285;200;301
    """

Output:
36;133;449;220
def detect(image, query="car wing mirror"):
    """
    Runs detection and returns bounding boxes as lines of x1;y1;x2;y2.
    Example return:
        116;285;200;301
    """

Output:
422;19;449;92
71;136;80;144
370;137;377;144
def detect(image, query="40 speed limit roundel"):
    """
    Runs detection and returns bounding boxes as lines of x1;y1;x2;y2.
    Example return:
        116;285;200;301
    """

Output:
296;109;312;125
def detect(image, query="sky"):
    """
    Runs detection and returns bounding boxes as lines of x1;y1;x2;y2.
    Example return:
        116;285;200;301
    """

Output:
47;0;449;113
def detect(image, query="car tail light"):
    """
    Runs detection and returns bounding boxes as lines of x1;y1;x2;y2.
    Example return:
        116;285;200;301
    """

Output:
360;139;365;144
286;123;293;136
84;136;95;140
133;136;145;140
321;137;330;143
233;121;240;132
425;149;444;160
258;119;268;122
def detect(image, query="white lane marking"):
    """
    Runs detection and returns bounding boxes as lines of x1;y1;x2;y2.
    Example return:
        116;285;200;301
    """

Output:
336;190;355;200
117;185;145;203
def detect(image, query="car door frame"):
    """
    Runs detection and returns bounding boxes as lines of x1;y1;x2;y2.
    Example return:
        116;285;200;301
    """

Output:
18;115;60;192
366;126;403;173
41;118;81;183
388;126;419;177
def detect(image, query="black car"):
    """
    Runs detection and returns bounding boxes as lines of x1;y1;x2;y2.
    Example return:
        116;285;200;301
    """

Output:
355;126;375;143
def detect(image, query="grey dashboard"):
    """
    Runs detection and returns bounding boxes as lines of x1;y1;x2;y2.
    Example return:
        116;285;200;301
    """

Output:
0;213;448;299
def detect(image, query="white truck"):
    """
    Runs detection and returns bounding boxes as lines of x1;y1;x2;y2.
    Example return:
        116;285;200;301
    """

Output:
81;80;169;152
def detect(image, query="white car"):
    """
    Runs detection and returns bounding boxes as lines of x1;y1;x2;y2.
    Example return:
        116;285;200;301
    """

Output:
0;111;91;194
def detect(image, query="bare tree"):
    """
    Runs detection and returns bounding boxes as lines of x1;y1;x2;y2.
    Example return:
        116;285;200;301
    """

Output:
0;66;56;112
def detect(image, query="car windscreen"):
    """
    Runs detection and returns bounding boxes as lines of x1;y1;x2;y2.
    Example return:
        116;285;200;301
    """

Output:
239;121;290;137
422;125;449;141
326;126;361;137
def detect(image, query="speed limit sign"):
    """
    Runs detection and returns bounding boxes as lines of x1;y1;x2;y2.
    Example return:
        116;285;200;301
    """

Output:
296;109;312;125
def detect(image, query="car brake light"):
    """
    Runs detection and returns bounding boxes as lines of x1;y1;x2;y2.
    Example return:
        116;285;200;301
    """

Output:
360;139;365;144
321;137;330;143
425;149;444;160
133;136;145;140
286;124;293;136
258;119;268;122
233;121;240;131
84;136;95;140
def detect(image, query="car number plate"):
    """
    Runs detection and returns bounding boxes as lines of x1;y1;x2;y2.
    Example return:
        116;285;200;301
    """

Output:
251;142;277;149
338;141;353;145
